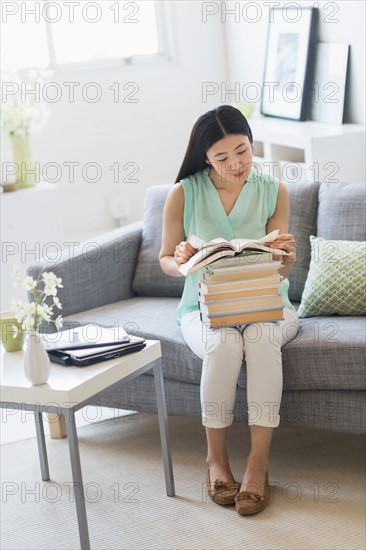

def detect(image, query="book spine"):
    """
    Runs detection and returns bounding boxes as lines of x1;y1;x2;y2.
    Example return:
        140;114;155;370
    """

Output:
199;275;282;294
201;308;284;327
206;260;283;275
199;295;283;314
203;268;279;282
199;286;281;301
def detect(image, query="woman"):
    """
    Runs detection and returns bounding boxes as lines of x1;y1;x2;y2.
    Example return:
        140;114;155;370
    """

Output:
159;105;299;515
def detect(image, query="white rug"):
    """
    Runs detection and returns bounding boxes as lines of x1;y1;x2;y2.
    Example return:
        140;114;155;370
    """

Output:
1;414;365;550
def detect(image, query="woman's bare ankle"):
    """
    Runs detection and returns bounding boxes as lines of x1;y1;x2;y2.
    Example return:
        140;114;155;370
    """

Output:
246;453;269;468
206;452;229;467
206;456;234;484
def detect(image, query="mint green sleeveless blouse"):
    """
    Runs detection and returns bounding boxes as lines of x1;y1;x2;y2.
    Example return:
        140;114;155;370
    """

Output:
176;166;295;325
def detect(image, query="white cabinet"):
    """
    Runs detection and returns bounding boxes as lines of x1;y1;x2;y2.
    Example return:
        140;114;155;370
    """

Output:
249;116;365;183
1;183;64;310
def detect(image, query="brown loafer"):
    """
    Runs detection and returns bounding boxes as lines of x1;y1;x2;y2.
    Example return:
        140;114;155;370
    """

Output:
206;470;239;506
235;472;270;515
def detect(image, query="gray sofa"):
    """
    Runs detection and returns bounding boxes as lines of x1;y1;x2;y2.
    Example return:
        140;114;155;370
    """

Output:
28;180;366;434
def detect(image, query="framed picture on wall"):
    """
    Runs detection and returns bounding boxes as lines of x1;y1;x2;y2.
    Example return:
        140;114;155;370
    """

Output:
261;7;318;121
309;43;350;124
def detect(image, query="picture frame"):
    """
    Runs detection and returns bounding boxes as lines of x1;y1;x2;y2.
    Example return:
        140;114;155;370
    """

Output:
308;43;350;124
261;7;318;121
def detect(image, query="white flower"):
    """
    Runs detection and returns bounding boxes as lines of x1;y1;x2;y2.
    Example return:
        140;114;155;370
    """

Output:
11;267;63;333
22;276;37;291
55;316;63;330
37;304;51;323
1;69;50;136
15;309;25;325
12;324;19;339
53;297;62;309
42;272;63;294
24;302;36;315
44;284;58;297
41;303;53;316
42;272;56;283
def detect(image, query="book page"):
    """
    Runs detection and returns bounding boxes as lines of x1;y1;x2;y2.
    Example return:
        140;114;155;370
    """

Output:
189;235;234;250
229;229;279;247
189;229;279;251
179;248;236;277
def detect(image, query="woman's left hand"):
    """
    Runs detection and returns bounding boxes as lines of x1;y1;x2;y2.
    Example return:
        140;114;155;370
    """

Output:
266;233;297;262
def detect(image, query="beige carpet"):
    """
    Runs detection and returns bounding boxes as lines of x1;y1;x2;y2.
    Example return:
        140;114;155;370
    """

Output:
1;414;365;550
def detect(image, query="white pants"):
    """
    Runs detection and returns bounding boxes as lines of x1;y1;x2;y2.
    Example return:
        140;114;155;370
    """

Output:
181;308;300;429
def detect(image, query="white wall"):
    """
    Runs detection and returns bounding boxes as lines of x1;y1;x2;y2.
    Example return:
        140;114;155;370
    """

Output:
2;1;228;242
222;0;365;125
3;1;364;244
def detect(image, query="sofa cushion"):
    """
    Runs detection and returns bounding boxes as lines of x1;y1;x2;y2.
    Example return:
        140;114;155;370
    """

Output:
65;297;366;392
298;236;366;317
286;180;320;302
132;185;185;297
317;181;366;240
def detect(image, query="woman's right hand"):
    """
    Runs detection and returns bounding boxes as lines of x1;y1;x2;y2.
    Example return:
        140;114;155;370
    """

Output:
174;241;198;266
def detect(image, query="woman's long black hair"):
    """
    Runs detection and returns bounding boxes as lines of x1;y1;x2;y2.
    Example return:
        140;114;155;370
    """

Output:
175;105;253;183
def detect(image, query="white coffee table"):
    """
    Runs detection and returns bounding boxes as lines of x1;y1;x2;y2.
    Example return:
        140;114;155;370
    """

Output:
0;340;175;550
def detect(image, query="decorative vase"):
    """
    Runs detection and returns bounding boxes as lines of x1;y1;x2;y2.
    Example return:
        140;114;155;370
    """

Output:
24;333;51;385
10;133;39;188
0;312;24;352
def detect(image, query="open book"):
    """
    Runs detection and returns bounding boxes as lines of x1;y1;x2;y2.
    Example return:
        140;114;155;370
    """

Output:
179;229;287;276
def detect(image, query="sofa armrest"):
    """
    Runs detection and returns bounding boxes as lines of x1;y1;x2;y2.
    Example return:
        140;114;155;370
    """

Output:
27;221;143;317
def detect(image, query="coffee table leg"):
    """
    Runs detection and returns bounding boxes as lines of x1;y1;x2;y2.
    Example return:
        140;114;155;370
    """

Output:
65;410;91;550
153;361;175;497
34;412;50;481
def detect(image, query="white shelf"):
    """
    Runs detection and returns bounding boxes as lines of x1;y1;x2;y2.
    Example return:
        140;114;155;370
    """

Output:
249;116;366;183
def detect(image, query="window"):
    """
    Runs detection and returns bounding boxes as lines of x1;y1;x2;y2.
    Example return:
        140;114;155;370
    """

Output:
2;11;49;70
2;1;162;71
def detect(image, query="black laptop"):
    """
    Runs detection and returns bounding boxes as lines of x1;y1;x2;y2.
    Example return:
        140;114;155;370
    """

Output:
43;324;146;366
47;337;146;367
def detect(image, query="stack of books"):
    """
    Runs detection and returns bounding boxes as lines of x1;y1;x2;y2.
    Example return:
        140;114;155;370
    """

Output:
198;252;284;327
177;229;288;329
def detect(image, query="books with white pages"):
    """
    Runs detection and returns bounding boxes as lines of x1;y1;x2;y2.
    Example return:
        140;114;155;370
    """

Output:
200;308;284;327
199;275;283;294
179;229;287;276
199;294;283;316
202;260;283;282
199;284;282;302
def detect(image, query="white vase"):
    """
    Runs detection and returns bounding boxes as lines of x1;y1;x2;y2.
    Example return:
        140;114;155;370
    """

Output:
10;133;39;188
24;333;51;385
